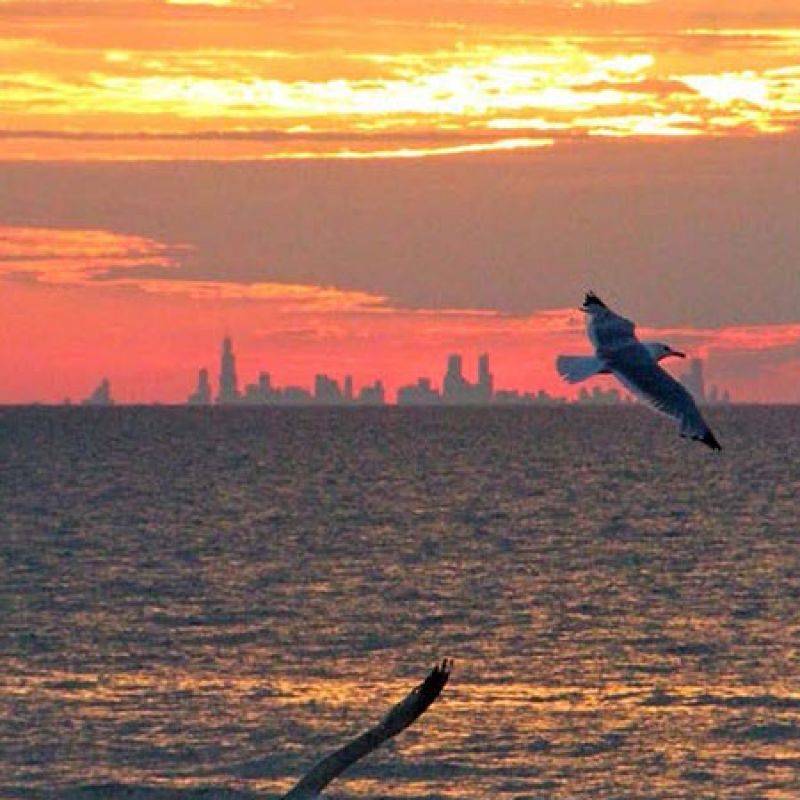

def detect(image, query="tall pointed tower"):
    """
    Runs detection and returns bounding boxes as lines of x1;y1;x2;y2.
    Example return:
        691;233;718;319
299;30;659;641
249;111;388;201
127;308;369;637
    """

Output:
679;358;706;404
217;336;240;404
477;353;493;403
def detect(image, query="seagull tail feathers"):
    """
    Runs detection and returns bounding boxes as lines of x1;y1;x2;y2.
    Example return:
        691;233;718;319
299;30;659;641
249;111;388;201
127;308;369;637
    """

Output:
556;355;605;384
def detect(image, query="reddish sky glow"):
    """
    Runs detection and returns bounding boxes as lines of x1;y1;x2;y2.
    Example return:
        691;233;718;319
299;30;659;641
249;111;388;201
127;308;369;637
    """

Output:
2;1;800;402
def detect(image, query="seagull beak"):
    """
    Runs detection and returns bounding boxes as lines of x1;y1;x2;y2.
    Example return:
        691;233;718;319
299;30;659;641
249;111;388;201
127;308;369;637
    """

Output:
671;350;686;358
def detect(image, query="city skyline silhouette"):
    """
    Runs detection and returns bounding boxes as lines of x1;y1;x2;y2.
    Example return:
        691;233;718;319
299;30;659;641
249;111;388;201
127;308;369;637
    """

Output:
62;336;733;408
167;336;730;409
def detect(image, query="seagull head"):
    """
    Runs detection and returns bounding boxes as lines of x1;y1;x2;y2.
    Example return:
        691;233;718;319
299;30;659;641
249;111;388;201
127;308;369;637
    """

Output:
646;342;686;362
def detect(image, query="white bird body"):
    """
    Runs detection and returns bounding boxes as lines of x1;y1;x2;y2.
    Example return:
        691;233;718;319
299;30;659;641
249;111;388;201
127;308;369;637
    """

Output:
556;341;678;384
557;293;721;450
282;661;451;800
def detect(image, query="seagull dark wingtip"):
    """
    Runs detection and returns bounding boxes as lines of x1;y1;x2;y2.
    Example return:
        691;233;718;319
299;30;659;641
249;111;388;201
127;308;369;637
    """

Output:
699;431;722;451
582;291;607;310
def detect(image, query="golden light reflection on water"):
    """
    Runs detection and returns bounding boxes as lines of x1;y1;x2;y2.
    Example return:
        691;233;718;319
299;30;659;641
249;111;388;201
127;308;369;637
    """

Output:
5;665;800;798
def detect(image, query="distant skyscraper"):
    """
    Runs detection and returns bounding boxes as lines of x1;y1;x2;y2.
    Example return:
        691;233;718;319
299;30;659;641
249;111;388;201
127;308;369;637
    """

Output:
282;385;314;404
188;368;211;405
314;373;343;403
706;384;732;405
82;378;113;406
477;353;494;403
217;336;240;404
679;358;706;404
397;377;440;405
242;371;274;404
576;385;621;404
358;379;385;405
443;353;471;403
441;352;494;404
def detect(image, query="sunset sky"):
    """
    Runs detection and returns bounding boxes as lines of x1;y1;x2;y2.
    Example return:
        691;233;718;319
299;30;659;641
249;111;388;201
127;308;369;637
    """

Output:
2;0;800;403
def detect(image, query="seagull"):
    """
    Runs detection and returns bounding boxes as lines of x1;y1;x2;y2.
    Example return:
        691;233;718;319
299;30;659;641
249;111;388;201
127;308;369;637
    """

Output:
557;292;721;450
557;341;686;384
282;659;452;799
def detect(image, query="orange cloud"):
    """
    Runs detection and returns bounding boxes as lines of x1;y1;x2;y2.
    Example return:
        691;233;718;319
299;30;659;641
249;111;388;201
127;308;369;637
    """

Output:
0;225;185;283
0;225;387;310
1;4;799;159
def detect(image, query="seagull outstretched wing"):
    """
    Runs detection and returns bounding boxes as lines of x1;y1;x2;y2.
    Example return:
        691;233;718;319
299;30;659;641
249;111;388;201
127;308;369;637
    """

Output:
583;291;637;352
606;343;721;450
282;660;452;799
557;292;722;449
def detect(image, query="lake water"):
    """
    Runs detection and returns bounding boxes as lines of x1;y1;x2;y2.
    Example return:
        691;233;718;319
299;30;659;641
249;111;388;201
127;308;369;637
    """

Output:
2;406;799;800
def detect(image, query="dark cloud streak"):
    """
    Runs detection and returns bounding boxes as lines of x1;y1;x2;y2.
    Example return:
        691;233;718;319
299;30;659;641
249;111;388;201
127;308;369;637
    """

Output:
1;136;799;329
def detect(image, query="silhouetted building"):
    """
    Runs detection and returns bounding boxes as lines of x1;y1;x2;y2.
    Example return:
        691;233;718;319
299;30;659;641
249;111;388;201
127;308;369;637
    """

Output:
188;368;212;405
441;353;496;404
577;385;621;404
443;354;470;403
493;388;566;405
476;353;494;403
344;375;354;402
217;336;240;404
281;386;313;404
679;358;706;403
242;371;273;404
397;377;441;405
534;389;566;405
494;389;523;404
706;383;732;405
314;374;344;404
83;378;113;406
358;380;385;405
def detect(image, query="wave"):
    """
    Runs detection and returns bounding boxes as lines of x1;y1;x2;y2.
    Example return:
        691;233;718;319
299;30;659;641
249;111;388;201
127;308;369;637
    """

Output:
32;785;257;800
711;721;800;743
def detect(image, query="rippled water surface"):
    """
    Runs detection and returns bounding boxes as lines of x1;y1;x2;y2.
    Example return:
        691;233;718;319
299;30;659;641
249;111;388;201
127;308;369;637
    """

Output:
2;406;799;800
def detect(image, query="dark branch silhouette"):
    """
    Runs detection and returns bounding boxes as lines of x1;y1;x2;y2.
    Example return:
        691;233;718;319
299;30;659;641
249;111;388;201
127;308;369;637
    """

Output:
282;660;452;799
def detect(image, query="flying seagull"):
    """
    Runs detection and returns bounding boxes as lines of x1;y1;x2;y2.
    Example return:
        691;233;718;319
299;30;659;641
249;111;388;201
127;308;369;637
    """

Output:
557;341;686;384
557;292;721;450
282;659;452;799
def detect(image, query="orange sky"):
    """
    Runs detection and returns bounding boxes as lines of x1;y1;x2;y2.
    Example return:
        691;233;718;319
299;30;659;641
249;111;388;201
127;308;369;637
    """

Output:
2;0;800;403
3;1;800;159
